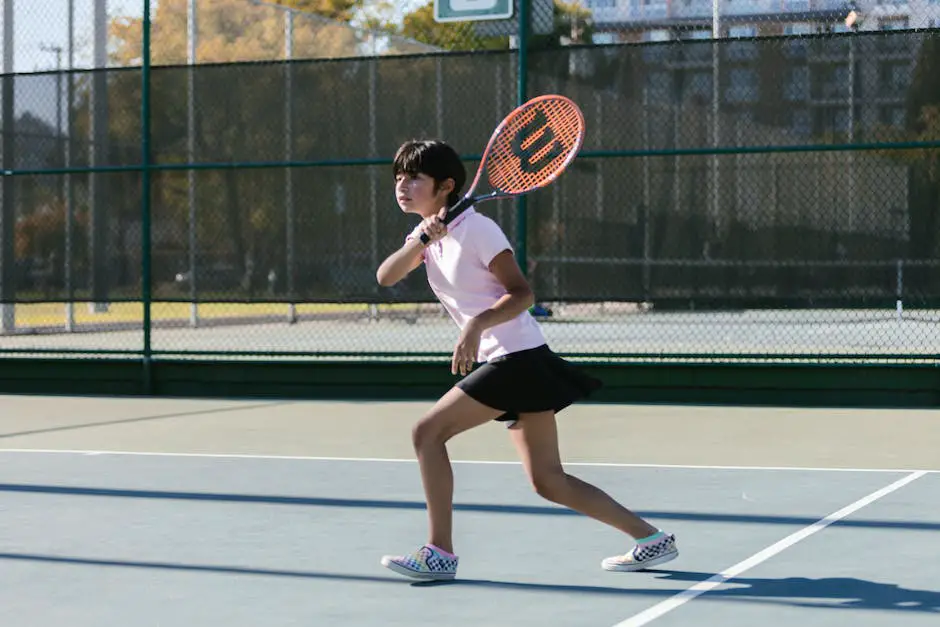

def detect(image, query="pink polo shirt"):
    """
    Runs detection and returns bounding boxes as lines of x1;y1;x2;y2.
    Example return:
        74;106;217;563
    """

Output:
406;207;546;363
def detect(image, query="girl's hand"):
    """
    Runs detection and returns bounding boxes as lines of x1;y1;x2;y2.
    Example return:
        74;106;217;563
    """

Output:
420;209;448;244
452;322;482;376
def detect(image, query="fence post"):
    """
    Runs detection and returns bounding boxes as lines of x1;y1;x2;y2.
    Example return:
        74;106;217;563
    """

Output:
141;0;153;393
285;9;296;324
65;0;76;331
896;259;903;321
187;0;199;327
89;0;110;314
516;0;530;276
0;0;15;334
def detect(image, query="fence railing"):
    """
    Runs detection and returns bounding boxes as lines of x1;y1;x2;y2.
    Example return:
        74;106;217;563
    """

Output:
1;1;939;364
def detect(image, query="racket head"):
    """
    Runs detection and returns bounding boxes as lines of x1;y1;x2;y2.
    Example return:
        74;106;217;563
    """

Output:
472;94;586;199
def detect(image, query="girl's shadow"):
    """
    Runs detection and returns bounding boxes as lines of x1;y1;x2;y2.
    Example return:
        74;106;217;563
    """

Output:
412;569;940;613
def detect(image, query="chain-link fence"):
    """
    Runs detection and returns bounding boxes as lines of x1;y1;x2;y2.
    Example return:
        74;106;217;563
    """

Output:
2;1;940;363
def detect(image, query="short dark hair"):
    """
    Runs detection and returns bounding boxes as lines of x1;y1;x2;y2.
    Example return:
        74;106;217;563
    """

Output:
393;140;466;207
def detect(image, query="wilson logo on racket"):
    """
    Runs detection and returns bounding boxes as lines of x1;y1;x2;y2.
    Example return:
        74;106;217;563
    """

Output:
420;94;585;245
511;110;566;174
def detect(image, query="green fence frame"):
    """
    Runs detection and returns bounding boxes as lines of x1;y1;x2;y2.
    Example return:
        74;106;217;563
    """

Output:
2;2;940;406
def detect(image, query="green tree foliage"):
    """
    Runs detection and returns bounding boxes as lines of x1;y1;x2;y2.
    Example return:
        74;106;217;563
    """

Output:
110;0;365;66
277;0;364;21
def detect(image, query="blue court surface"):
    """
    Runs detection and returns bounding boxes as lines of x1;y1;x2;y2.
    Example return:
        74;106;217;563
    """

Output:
1;441;938;627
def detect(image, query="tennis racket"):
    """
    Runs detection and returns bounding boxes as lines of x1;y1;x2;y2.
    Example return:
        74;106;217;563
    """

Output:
419;94;585;244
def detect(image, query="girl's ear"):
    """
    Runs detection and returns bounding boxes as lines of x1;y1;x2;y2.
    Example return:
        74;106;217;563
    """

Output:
437;178;455;196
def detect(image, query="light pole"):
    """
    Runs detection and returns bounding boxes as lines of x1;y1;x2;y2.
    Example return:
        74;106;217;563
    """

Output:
845;7;860;233
65;0;75;330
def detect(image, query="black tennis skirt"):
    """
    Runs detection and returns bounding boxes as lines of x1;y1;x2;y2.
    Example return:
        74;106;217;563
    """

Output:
456;344;603;425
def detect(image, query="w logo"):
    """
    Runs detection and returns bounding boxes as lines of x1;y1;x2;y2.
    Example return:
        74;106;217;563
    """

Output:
511;110;565;173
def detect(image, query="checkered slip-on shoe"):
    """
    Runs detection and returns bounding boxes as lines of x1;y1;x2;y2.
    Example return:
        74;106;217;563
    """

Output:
381;544;459;580
602;532;678;572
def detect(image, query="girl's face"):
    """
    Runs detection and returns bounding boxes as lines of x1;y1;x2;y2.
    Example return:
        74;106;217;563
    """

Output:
395;172;452;218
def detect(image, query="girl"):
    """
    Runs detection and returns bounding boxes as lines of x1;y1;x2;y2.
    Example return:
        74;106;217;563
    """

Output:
375;139;677;580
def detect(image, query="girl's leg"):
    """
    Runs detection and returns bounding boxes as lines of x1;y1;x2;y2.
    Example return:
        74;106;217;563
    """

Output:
508;411;658;539
411;386;503;554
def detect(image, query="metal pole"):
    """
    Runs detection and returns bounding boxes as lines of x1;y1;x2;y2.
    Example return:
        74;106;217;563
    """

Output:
516;0;530;275
896;259;903;321
0;0;15;333
711;0;721;242
642;81;651;302
848;26;856;232
142;0;154;392
188;0;199;326
594;92;602;221
65;0;75;331
435;56;443;138
89;0;109;314
40;43;65;323
368;38;379;321
495;60;503;226
285;9;296;323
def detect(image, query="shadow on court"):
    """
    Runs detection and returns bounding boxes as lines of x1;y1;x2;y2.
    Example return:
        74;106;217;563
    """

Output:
2;552;936;614
2;482;939;532
649;570;940;614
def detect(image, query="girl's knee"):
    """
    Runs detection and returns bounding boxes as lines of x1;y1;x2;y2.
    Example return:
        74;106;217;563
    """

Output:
412;413;448;451
529;468;569;502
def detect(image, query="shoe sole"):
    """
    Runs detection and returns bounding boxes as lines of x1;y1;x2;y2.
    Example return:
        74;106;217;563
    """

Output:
381;557;456;581
602;548;678;572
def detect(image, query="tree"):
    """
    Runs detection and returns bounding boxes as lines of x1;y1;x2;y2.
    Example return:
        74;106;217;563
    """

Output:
103;0;374;297
277;0;363;21
109;0;365;66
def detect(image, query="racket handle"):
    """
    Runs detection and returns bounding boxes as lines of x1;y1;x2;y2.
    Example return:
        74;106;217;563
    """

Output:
419;196;475;244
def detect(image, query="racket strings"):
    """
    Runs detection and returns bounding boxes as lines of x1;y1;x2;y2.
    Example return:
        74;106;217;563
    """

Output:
486;99;584;195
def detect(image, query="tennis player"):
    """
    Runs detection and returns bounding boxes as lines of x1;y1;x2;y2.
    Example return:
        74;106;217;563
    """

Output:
375;139;678;580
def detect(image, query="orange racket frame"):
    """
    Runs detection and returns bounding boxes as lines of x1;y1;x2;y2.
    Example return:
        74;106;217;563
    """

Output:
420;94;585;244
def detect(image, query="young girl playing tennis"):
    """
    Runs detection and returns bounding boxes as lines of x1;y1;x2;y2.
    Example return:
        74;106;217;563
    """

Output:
375;139;678;580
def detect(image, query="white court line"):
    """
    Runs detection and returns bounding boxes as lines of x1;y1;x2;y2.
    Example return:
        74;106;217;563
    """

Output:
0;448;936;474
612;470;930;627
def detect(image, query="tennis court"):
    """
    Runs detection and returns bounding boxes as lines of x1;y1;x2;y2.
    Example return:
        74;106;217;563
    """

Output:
2;395;937;626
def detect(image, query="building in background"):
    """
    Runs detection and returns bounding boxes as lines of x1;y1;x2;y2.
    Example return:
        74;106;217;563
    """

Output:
584;0;940;135
586;0;940;40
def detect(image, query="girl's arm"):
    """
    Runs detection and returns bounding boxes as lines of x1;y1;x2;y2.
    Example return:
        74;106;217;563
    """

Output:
468;250;535;332
375;238;426;287
451;250;534;375
376;212;447;287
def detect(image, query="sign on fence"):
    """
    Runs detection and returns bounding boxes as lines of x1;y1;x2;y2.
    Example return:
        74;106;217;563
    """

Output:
434;0;514;22
435;0;554;36
473;0;555;37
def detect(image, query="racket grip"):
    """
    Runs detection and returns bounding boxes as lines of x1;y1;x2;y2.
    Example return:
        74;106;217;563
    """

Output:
418;196;475;245
442;196;475;225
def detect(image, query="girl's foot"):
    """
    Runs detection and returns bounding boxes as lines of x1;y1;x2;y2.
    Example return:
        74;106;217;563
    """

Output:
602;531;679;572
381;544;459;580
